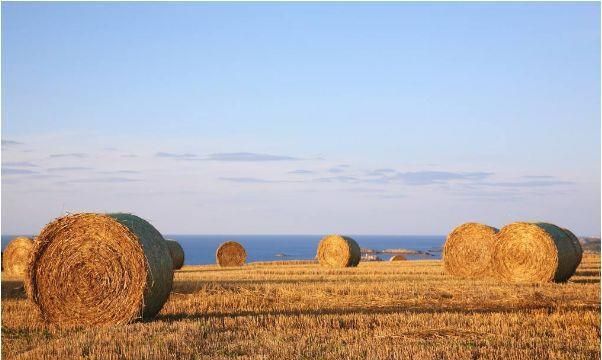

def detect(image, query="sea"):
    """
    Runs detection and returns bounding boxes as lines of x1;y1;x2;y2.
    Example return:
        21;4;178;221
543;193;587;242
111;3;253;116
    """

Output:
1;234;445;265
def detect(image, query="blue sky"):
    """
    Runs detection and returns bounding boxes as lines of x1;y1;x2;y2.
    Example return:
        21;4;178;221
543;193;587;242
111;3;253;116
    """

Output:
2;3;600;235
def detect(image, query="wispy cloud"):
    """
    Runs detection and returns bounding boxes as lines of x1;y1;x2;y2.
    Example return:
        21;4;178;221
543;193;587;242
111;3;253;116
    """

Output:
327;167;346;174
476;179;573;188
155;152;198;159
3;168;37;175
2;140;22;147
345;188;386;193
314;176;360;183
47;167;93;172
207;152;299;162
288;169;315;174
376;194;407;199
98;170;140;175
121;154;138;158
521;175;555;179
2;161;37;167
366;168;396;176
27;174;61;179
219;177;297;184
65;177;139;183
391;171;493;185
155;151;301;162
49;153;87;158
220;177;272;183
361;168;495;185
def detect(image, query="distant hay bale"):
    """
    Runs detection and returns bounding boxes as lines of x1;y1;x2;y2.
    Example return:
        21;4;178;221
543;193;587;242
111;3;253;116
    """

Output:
492;222;580;283
389;255;407;261
3;236;34;276
26;213;173;327
316;235;361;268
216;241;247;267
561;228;583;273
165;240;185;270
443;223;498;278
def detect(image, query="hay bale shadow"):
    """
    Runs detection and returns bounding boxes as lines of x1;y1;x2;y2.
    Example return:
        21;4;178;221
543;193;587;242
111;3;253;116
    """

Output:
1;280;26;299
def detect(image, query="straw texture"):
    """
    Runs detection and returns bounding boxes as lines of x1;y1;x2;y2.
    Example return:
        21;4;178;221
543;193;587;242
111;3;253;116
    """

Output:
3;236;34;276
316;235;361;268
26;213;173;327
492;222;580;283
166;240;185;270
443;223;499;278
216;241;247;267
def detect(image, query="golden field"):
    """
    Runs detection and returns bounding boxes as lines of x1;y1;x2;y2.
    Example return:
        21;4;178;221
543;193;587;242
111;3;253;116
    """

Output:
2;254;600;359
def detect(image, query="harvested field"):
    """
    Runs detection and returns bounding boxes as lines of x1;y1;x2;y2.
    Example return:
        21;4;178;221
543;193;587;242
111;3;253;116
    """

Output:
2;254;600;359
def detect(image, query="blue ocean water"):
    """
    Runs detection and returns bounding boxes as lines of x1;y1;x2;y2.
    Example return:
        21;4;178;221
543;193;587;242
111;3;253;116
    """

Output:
1;234;445;265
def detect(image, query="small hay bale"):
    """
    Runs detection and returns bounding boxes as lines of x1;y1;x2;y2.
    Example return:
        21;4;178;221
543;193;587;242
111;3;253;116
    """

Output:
26;213;173;327
389;255;407;261
3;236;34;276
492;222;580;283
316;235;361;268
443;223;498;278
561;227;583;274
165;239;185;270
216;241;247;267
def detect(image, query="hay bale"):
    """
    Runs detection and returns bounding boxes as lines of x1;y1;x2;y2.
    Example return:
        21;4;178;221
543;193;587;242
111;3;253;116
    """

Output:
3;236;34;276
216;241;246;267
26;213;173;327
165;240;185;270
316;235;361;267
561;228;583;273
443;223;498;278
492;222;580;283
389;255;407;261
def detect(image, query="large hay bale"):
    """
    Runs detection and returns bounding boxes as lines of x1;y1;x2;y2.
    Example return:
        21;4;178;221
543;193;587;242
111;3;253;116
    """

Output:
216;241;246;267
389;255;407;261
3;236;34;276
561;228;583;273
165;239;185;270
443;223;498;278
26;213;173;327
492;222;580;283
316;235;361;267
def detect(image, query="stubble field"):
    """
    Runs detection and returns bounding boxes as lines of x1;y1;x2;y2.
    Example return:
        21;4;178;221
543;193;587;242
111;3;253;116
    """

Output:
2;254;600;359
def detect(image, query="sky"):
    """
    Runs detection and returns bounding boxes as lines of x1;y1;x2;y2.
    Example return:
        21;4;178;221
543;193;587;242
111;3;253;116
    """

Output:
1;2;600;236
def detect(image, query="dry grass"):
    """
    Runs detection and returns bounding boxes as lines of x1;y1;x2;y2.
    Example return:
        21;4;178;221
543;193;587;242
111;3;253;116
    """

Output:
2;254;600;359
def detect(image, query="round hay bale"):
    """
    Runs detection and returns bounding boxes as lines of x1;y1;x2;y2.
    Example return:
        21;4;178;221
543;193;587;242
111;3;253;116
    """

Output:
316;235;361;268
165;240;185;270
389;255;407;261
3;236;34;276
561;228;583;273
216;241;246;267
443;223;498;278
25;213;173;327
492;222;580;283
